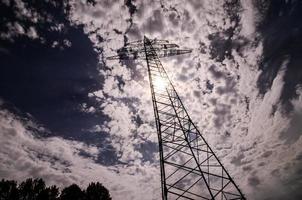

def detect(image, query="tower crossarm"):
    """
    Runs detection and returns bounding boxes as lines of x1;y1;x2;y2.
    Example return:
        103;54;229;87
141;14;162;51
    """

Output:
107;38;192;60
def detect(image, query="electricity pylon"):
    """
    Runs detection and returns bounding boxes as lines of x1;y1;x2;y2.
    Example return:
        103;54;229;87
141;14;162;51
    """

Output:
108;36;246;200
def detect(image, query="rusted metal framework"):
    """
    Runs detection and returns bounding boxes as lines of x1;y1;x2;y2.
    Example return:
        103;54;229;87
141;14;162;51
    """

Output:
108;36;245;200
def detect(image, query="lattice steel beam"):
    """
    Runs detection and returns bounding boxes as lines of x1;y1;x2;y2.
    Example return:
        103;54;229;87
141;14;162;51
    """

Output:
107;36;246;200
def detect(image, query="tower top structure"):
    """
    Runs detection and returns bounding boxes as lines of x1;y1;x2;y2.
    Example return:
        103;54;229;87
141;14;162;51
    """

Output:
108;36;246;200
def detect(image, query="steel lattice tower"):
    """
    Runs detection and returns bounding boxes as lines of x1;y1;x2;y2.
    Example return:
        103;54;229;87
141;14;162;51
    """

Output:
108;36;246;200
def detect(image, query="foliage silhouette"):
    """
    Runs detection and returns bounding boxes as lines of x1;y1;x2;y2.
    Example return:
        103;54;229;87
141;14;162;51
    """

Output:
0;179;19;200
18;178;46;200
36;185;59;200
60;184;84;200
85;182;111;200
0;178;111;200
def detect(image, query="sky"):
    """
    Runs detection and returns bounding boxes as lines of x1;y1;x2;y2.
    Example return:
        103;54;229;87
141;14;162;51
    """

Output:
0;0;302;199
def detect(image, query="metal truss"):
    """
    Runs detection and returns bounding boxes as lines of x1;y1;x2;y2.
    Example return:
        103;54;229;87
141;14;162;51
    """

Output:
107;38;192;60
108;36;246;200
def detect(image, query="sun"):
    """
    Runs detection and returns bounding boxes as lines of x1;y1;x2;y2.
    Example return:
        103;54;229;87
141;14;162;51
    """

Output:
153;76;168;91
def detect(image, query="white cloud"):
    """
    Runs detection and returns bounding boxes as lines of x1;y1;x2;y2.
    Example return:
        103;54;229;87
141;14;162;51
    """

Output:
67;1;286;198
63;39;72;47
0;22;25;41
2;0;300;199
240;0;258;37
27;26;38;39
0;108;160;200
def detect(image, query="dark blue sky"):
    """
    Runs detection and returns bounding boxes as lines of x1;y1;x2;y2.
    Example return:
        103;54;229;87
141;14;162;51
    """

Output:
1;27;101;135
0;1;120;165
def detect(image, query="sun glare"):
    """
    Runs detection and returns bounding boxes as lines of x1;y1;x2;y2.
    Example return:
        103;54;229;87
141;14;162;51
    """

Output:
153;76;168;91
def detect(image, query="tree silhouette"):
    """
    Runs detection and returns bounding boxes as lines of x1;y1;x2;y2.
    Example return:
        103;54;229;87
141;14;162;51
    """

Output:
0;179;19;200
36;185;59;200
85;182;111;200
60;184;84;200
0;178;111;200
18;178;47;200
18;178;36;200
